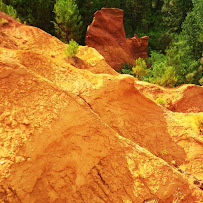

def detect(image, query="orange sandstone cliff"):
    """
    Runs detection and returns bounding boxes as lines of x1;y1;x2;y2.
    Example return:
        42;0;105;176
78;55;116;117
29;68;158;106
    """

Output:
85;8;149;69
0;11;203;202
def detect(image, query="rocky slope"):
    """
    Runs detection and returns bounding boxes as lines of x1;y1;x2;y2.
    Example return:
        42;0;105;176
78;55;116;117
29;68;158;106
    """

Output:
135;81;203;113
0;12;203;202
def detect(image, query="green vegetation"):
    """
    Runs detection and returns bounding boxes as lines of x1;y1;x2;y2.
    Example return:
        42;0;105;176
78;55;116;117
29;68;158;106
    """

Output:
156;98;167;107
65;39;79;58
53;0;82;43
199;77;203;85
0;0;17;19
120;58;147;80
120;54;178;87
0;17;8;25
163;0;203;86
120;63;133;75
161;149;168;156
0;0;7;13
5;4;17;18
132;58;147;79
144;51;178;87
1;0;202;87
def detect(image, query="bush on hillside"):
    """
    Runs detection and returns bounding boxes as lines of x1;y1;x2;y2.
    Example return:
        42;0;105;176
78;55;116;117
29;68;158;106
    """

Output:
120;63;134;75
132;58;147;79
65;39;79;58
0;0;17;19
146;65;177;87
156;98;167;107
144;51;178;87
0;18;8;25
199;77;203;86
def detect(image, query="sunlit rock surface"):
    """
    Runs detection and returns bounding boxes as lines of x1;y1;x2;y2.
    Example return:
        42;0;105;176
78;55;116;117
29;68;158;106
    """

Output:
0;11;203;202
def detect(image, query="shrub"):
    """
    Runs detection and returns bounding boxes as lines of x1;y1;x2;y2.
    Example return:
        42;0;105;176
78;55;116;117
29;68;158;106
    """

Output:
144;51;178;87
6;5;17;19
145;63;178;87
65;39;79;58
154;66;178;87
199;77;203;86
120;63;133;75
119;59;147;79
0;0;18;19
132;57;147;79
118;52;178;87
156;98;167;106
186;71;196;83
0;18;8;25
161;149;168;156
0;0;6;13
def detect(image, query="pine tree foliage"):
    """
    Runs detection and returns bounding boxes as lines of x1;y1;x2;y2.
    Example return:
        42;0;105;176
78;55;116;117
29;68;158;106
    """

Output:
53;0;82;43
165;0;203;85
161;0;192;32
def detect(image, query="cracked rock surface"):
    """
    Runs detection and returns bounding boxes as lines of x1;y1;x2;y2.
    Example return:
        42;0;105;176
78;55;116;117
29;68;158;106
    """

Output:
0;11;203;202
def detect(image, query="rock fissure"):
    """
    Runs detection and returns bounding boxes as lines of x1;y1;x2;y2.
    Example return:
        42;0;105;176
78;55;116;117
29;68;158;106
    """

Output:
96;169;108;188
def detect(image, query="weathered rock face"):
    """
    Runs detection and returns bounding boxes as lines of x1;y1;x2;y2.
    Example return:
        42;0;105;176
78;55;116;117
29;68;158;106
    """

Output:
85;8;149;69
135;81;203;113
0;12;203;202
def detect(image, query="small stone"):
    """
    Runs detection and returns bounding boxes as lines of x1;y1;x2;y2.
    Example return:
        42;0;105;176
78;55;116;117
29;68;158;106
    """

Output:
171;160;178;167
194;180;200;185
177;168;183;173
1;161;5;165
22;118;30;125
15;156;25;163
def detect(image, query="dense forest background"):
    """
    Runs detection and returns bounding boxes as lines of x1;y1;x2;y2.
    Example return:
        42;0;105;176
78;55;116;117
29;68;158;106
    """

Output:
0;0;202;87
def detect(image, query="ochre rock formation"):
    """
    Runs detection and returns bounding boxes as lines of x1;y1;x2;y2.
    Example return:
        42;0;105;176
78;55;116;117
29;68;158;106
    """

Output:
135;81;203;113
85;8;149;69
0;12;203;202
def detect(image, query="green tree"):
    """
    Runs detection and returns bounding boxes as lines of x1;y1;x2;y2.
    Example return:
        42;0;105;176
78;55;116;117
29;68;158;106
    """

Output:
122;0;149;38
53;0;82;43
0;0;18;19
144;51;178;87
161;0;192;33
181;0;203;60
166;0;203;85
2;0;54;33
132;58;147;79
65;39;79;58
140;0;192;53
33;0;54;33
